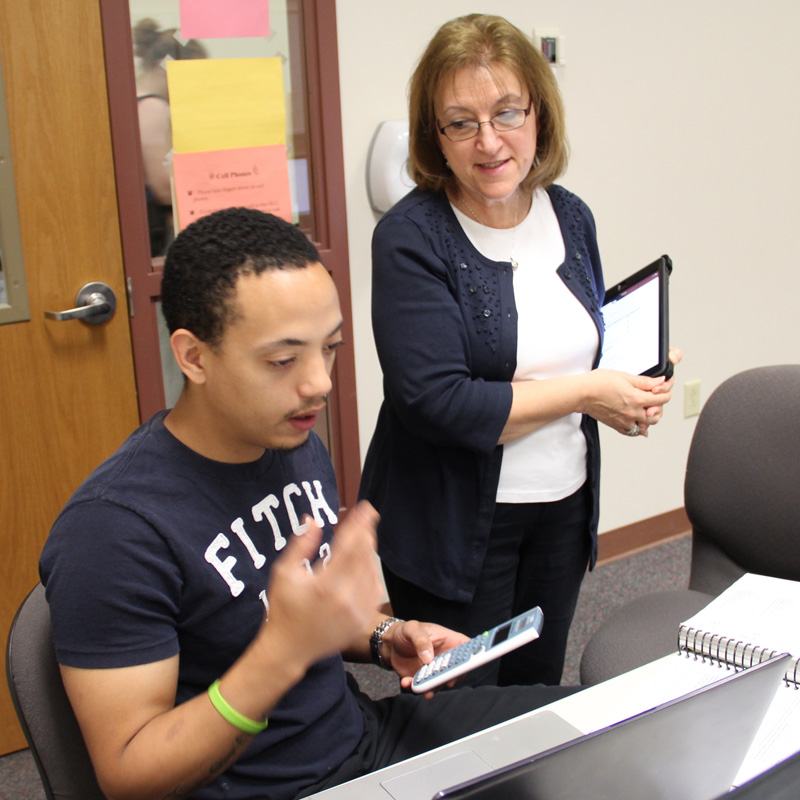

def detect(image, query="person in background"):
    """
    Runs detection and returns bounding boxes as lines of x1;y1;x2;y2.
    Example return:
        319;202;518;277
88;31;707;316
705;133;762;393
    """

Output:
39;207;578;800
360;13;681;688
133;18;206;256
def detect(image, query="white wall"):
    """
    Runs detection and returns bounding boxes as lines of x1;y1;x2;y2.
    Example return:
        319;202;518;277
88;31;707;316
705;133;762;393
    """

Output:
336;0;800;533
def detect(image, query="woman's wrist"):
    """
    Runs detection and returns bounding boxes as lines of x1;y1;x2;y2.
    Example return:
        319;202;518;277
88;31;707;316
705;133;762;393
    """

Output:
571;372;595;416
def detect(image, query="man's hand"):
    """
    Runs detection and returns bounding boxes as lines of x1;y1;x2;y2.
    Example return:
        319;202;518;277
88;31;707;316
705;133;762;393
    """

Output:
258;501;384;672
382;621;469;698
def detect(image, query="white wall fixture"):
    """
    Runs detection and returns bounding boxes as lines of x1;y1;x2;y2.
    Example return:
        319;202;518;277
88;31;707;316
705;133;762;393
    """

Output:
366;120;415;214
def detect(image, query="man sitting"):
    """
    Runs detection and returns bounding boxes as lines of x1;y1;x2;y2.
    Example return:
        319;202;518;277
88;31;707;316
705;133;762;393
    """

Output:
40;208;576;800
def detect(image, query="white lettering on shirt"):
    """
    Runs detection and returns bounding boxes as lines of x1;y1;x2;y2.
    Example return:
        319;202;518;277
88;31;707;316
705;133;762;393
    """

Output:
302;480;338;526
320;541;332;567
301;542;332;575
205;533;245;597
251;495;286;551
230;517;267;569
206;478;337;595
283;483;309;536
258;589;269;620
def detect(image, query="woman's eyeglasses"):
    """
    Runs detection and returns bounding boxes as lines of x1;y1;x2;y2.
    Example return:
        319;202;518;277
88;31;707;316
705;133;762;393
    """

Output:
438;104;532;142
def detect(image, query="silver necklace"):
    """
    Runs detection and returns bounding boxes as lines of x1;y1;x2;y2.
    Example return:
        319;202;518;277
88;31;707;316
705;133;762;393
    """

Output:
459;193;523;270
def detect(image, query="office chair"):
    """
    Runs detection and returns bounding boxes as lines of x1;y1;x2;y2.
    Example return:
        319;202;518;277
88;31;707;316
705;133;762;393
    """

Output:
5;582;106;800
580;365;800;685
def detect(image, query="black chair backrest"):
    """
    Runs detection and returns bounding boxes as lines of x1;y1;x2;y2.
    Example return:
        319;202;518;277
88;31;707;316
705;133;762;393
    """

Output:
685;365;800;596
5;583;106;800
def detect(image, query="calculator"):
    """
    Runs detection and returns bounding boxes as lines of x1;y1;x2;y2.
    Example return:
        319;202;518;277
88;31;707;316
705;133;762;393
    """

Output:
410;606;544;693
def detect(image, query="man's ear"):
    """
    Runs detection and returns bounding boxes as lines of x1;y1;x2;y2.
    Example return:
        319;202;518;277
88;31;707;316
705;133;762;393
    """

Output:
170;329;208;385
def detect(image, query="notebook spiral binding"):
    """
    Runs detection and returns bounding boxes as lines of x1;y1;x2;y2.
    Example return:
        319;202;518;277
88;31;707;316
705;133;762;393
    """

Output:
677;627;800;689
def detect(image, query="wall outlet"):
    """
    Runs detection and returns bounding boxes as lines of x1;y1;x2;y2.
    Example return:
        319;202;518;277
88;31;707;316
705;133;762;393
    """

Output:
684;380;701;418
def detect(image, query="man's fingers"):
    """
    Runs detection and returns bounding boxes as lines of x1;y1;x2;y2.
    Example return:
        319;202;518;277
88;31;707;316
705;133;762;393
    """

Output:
389;620;432;665
328;502;380;571
283;515;324;565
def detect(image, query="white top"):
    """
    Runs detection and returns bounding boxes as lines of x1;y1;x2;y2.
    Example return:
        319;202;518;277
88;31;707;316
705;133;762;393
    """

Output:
452;189;599;503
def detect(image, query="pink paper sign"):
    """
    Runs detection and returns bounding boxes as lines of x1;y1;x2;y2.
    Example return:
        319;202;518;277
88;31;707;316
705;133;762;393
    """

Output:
172;145;292;230
179;0;269;40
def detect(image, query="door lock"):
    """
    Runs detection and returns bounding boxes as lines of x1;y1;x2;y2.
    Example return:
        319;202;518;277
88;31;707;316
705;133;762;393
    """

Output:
44;282;117;324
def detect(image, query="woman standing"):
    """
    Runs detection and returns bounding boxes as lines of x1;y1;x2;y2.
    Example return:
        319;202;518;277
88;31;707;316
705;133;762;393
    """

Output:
360;14;678;688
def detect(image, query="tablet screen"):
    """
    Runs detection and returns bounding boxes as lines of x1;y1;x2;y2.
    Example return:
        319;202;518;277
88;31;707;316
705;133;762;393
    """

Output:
597;256;671;377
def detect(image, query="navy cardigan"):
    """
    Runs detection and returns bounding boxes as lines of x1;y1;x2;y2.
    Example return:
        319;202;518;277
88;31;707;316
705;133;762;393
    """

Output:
359;185;605;603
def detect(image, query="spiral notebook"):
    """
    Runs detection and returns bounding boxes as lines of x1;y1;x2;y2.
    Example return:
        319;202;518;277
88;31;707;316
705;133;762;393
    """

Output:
677;573;800;685
677;572;800;784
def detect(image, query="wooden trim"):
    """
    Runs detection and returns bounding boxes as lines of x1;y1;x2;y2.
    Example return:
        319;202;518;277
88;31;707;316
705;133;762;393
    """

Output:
300;0;362;510
99;0;165;421
596;507;691;567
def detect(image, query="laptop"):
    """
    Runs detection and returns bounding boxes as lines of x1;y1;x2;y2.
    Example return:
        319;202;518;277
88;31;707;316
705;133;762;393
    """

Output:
435;654;789;800
305;707;584;799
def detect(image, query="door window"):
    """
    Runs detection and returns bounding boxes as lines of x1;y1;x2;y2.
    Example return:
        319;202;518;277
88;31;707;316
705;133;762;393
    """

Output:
0;41;30;325
128;1;315;404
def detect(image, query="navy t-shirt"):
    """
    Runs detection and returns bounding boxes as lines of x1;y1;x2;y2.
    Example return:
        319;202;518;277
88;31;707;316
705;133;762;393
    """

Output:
40;411;364;799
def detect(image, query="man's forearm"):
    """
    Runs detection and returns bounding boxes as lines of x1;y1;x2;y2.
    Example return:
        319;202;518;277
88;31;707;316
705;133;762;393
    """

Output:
62;636;305;800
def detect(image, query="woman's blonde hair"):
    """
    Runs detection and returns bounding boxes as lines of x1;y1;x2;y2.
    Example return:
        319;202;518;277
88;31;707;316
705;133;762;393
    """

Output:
408;14;568;194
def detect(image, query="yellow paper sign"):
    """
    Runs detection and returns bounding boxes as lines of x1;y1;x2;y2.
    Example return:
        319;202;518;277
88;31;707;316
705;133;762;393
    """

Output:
172;145;292;230
167;58;285;153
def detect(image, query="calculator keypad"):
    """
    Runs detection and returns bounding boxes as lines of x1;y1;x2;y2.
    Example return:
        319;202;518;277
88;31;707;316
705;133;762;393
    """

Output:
414;632;489;682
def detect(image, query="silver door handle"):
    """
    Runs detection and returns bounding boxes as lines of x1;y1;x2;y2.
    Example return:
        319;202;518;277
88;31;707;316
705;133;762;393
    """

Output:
44;282;117;324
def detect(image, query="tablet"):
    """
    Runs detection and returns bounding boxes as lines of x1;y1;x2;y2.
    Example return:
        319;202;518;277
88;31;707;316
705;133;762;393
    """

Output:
597;255;672;378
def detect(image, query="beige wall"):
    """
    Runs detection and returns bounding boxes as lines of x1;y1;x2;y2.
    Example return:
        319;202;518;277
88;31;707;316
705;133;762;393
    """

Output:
336;0;800;533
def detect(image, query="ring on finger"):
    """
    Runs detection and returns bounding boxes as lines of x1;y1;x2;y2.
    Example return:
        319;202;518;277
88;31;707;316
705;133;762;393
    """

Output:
627;424;639;437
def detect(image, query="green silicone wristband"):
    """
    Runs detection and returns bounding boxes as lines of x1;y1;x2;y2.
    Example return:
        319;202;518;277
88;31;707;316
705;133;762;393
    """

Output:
208;679;268;735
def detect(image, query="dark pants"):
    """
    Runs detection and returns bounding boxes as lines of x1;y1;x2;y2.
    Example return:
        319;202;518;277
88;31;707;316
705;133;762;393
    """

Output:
383;484;592;687
297;675;581;797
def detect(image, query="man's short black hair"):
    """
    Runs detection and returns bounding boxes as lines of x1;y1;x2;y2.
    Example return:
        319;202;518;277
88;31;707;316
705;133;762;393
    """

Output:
161;207;321;348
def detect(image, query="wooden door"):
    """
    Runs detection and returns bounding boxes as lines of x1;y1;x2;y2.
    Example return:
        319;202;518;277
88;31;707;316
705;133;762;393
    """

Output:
0;0;139;755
